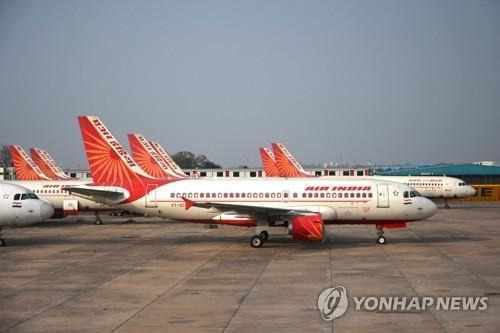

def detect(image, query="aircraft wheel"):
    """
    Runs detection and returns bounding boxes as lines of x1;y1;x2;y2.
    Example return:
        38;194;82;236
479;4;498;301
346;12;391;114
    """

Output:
376;236;386;245
259;231;269;241
250;235;264;248
0;238;6;247
95;219;103;225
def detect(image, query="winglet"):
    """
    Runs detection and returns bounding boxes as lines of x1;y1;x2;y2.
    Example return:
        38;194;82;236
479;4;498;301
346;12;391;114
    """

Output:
182;197;195;210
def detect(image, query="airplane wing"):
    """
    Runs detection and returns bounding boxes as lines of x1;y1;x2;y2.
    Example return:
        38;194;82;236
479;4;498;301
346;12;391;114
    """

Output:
65;185;129;205
182;197;316;217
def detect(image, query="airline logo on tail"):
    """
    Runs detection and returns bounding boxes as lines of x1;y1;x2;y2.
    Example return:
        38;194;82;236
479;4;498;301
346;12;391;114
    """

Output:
272;143;311;178
259;147;279;177
78;116;168;202
30;148;72;180
149;141;188;178
128;134;179;179
9;145;51;181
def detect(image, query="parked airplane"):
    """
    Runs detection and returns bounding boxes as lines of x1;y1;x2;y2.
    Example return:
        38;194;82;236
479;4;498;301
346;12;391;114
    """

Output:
258;147;279;177
264;143;476;207
9;145;51;181
148;141;188;178
67;116;437;247
8;145;114;224
30;148;72;180
0;183;54;246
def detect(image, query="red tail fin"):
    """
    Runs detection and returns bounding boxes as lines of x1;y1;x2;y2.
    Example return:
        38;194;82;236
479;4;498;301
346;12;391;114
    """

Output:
9;145;51;180
271;143;311;178
149;141;188;178
128;134;180;179
30;148;72;180
77;116;169;202
259;147;279;177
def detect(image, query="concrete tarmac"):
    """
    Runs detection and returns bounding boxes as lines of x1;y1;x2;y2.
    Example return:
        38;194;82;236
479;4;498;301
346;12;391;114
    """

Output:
0;202;499;332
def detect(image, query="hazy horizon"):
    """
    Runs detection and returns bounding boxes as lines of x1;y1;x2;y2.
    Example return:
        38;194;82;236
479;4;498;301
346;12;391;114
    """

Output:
1;1;499;169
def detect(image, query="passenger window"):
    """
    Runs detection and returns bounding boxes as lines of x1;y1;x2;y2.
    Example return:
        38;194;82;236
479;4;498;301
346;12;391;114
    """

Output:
338;193;342;198
200;193;205;198
368;193;373;198
229;193;234;198
332;193;337;198
356;193;360;198
253;193;258;198
171;193;175;198
271;193;275;198
362;193;366;198
308;193;313;198
194;193;199;198
218;193;222;198
350;193;355;198
265;193;270;198
259;193;264;198
277;193;282;198
320;193;325;198
293;193;298;198
314;193;319;198
284;192;289;198
326;193;330;198
235;193;240;198
302;193;307;198
224;193;228;198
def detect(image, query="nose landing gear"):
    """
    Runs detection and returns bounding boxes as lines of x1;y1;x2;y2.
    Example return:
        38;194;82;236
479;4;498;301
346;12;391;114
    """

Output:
0;228;5;247
376;224;386;245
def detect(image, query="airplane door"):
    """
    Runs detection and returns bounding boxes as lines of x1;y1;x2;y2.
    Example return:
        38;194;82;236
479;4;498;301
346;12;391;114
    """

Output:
376;185;390;208
145;184;158;208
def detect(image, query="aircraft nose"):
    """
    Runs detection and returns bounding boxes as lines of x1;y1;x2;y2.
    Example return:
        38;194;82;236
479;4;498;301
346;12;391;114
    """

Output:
421;198;438;219
469;187;476;196
40;202;54;220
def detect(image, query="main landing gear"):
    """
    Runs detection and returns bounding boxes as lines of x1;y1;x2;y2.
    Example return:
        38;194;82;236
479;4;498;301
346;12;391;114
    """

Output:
376;225;386;245
94;212;103;225
250;231;269;248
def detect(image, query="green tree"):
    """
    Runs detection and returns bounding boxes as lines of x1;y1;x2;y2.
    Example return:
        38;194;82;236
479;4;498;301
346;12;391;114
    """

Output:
171;151;221;169
0;145;12;168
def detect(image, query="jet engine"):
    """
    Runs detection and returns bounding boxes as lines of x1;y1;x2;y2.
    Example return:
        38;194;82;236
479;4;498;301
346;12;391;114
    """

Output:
288;214;323;242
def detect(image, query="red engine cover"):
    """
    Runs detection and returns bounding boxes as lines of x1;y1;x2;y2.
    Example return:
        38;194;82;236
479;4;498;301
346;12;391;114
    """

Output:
289;214;324;242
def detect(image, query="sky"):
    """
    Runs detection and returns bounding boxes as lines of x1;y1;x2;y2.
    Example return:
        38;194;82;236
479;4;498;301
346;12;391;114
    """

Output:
0;0;499;169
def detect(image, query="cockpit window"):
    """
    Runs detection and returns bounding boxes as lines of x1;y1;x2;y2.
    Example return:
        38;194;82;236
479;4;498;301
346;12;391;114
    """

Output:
28;193;38;199
410;191;419;197
14;193;21;200
403;191;409;198
21;193;29;200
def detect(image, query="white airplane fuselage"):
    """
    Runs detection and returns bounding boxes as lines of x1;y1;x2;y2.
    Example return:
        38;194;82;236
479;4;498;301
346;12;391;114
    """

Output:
5;180;112;213
369;176;475;198
116;178;437;226
0;183;54;227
